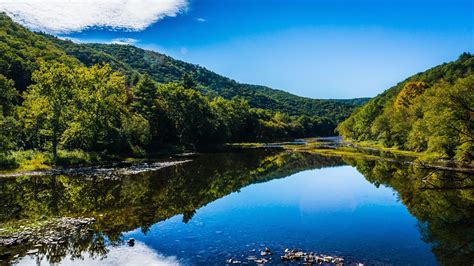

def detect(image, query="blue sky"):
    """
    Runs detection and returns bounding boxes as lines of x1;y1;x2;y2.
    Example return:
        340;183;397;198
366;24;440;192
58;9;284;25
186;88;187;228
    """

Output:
3;0;472;98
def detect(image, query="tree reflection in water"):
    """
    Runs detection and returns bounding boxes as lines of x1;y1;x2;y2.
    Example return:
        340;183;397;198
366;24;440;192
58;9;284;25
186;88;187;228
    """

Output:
345;157;474;265
0;150;472;264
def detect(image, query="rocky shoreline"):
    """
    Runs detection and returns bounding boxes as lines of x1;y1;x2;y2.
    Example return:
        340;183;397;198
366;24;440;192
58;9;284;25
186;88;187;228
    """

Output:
0;217;96;262
0;159;191;178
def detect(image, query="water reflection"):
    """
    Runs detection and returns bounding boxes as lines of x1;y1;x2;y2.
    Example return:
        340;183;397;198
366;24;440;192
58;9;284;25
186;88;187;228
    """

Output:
346;158;474;265
0;150;473;264
126;166;434;265
17;242;180;266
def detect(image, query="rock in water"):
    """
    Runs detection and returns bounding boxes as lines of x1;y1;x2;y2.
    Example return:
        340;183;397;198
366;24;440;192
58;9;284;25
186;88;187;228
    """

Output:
26;249;38;255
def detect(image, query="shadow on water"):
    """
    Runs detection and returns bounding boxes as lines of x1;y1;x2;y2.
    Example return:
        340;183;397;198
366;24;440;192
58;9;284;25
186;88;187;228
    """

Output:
0;149;472;264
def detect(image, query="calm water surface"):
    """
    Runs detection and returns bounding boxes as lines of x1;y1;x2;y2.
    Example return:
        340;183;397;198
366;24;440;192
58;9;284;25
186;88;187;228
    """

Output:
1;150;472;265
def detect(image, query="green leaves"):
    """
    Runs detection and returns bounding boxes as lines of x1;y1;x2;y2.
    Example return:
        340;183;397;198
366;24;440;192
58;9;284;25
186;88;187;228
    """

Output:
338;53;474;162
19;63;150;158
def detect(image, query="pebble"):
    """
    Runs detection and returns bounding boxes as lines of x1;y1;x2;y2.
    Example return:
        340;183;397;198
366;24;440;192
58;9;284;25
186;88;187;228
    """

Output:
26;249;38;255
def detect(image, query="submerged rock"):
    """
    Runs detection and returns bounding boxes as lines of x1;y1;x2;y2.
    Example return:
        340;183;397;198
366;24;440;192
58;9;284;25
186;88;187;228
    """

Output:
26;249;38;255
0;216;96;261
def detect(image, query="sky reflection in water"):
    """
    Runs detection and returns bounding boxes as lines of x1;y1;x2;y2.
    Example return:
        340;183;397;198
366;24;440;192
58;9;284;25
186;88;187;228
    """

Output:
118;166;436;265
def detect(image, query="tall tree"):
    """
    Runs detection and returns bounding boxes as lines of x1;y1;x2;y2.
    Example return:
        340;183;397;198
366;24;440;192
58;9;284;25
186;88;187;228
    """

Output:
19;62;77;159
131;74;159;142
156;83;215;147
0;74;18;154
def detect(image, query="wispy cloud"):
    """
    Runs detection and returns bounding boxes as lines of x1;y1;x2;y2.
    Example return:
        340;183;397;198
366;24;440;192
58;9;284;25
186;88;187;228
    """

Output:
196;17;206;22
111;38;139;45
57;36;83;44
0;0;188;33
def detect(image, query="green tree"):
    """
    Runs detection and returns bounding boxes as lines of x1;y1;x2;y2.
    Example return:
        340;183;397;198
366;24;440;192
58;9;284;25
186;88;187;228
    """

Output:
132;74;157;120
0;74;18;154
19;62;78;159
64;64;146;153
156;83;216;147
131;74;158;141
422;77;474;161
181;73;196;90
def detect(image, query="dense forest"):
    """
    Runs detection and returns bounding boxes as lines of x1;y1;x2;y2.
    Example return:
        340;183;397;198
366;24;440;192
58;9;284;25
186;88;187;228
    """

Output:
0;13;366;166
337;53;473;162
44;36;368;122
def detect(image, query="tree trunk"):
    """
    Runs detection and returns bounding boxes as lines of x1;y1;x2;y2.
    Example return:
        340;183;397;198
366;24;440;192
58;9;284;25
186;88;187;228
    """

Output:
52;137;58;162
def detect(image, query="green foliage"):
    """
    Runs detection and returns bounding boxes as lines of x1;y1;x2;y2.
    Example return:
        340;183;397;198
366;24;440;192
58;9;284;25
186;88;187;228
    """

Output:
18;62;150;159
337;53;474;162
0;14;80;91
19;62;78;159
44;35;368;132
131;74;158;144
64;64;137;153
418;77;474;161
155;83;216;147
0;74;18;154
0;12;368;166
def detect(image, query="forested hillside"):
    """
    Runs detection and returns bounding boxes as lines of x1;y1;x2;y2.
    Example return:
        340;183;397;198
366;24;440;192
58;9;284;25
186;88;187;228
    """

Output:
45;36;368;123
337;53;473;162
0;13;368;168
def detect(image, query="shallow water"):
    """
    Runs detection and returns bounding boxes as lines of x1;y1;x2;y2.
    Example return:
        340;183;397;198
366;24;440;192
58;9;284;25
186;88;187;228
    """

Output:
1;150;472;265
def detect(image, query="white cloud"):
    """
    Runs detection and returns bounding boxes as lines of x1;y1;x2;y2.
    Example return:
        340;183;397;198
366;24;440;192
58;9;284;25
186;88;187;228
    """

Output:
112;37;139;45
196;17;206;22
57;36;83;44
0;0;188;33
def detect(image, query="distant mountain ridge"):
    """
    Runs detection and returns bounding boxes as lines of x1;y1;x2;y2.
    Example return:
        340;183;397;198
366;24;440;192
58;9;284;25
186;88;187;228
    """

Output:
43;35;369;123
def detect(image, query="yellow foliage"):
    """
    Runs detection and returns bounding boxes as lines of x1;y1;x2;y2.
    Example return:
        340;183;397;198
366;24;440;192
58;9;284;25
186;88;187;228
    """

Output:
395;82;428;109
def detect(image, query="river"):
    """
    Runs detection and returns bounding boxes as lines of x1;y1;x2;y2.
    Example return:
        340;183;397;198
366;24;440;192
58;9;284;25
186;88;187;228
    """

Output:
0;149;472;265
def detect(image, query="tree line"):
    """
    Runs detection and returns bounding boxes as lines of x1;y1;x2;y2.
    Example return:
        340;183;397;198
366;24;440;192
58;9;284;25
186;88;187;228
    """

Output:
0;62;334;162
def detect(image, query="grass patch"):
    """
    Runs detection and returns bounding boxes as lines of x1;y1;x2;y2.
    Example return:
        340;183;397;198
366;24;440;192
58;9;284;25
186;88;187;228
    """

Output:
354;140;426;158
55;149;101;166
226;143;265;148
0;218;50;235
0;149;104;173
0;150;52;172
284;145;384;160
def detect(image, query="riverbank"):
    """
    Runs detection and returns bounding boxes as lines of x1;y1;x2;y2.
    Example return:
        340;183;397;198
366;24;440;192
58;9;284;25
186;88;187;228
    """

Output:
230;137;474;172
0;147;195;175
0;217;96;262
